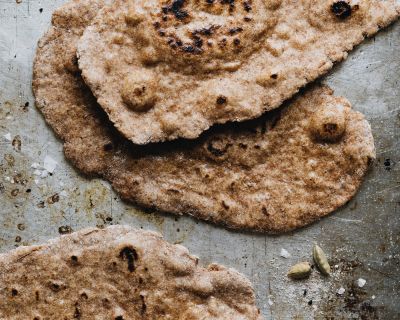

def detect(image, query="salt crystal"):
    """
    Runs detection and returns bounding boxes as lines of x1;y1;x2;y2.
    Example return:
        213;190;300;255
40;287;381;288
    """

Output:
31;162;40;169
371;295;376;300
357;278;366;288
43;155;57;173
337;287;346;295
59;190;68;197
280;248;291;258
3;133;12;141
33;169;42;176
40;170;49;178
268;298;274;306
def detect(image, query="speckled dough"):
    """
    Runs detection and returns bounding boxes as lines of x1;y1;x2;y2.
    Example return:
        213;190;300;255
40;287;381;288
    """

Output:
33;0;376;233
0;225;263;319
77;0;399;144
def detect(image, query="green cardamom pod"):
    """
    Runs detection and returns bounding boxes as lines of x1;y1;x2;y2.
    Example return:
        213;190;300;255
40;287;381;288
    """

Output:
313;244;331;276
287;262;311;279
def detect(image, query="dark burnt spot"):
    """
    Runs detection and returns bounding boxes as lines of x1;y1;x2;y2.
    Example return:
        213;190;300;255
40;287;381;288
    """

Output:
261;206;269;216
323;123;338;135
153;21;161;29
182;45;202;54
221;0;235;8
15;236;21;242
73;304;81;319
228;27;243;35
194;26;216;36
193;36;204;48
331;1;352;19
115;317;124;320
119;246;138;272
219;38;227;47
158;30;166;36
163;0;189;21
80;292;88;299
71;255;79;264
270;73;278;79
233;38;240;46
140;294;147;315
216;95;227;105
103;143;113;151
206;0;214;3
49;282;62;292
221;200;230;210
207;138;231;157
384;158;391;171
244;16;252;22
37;201;45;208
102;298;111;309
243;1;251;12
303;289;307;296
11;289;18;296
308;300;313;306
35;291;40;301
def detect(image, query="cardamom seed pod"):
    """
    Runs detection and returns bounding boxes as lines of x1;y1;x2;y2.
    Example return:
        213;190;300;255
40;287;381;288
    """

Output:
313;244;331;276
287;262;311;279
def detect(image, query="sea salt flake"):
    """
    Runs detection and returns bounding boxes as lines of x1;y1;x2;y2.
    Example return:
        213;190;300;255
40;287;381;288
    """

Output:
59;190;68;197
280;248;291;258
43;155;57;173
31;162;40;169
268;298;274;306
33;169;42;176
40;170;49;178
3;133;12;141
357;278;366;288
371;295;376;300
337;287;346;295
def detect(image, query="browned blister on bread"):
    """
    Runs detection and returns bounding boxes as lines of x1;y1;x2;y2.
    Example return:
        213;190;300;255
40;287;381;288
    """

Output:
0;226;263;319
77;0;399;143
33;0;375;233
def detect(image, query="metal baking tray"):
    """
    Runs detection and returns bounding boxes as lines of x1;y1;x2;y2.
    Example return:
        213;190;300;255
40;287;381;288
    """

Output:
0;1;399;318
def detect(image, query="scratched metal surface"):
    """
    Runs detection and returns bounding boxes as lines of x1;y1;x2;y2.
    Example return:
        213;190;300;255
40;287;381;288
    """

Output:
0;1;399;318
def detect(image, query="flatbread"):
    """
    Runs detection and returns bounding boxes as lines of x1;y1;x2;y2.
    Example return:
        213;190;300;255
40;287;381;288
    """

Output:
0;225;262;319
77;0;399;144
33;0;376;233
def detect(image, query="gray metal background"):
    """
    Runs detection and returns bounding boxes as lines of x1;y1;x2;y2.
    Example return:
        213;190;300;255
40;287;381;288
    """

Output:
0;1;399;318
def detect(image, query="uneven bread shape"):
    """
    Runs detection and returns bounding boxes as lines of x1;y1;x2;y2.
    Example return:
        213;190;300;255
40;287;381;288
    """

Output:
33;0;375;233
0;226;263;319
77;0;399;144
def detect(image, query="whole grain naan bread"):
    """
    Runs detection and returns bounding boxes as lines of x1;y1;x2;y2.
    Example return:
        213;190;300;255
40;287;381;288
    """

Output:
0;225;262;319
77;0;399;144
33;0;375;233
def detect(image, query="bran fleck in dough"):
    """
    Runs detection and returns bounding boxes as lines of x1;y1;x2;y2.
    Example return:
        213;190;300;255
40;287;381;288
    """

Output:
77;0;399;143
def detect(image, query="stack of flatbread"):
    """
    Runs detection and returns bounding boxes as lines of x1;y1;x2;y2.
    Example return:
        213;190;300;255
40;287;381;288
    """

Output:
33;0;399;233
1;0;398;318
